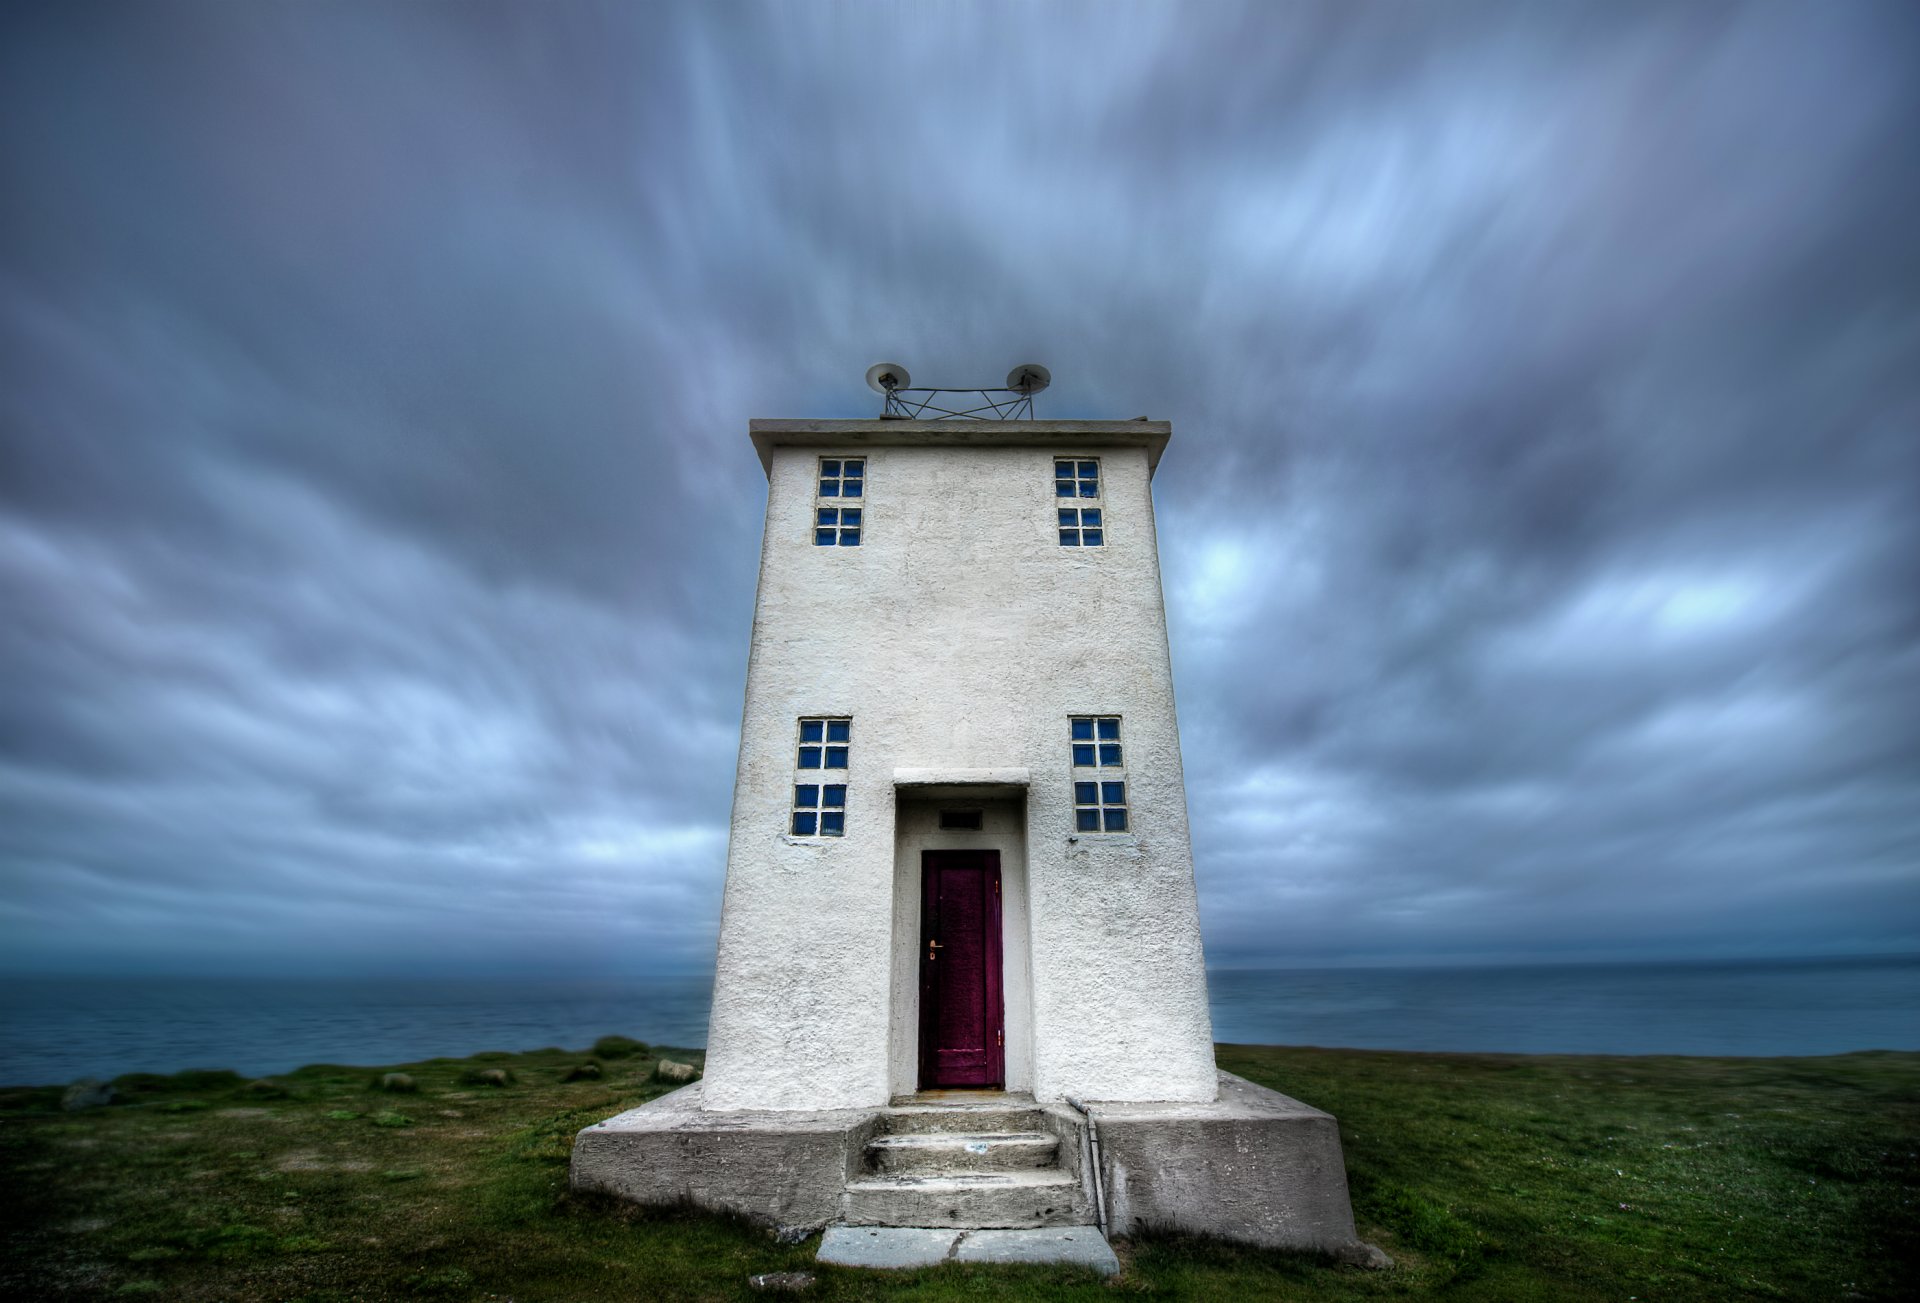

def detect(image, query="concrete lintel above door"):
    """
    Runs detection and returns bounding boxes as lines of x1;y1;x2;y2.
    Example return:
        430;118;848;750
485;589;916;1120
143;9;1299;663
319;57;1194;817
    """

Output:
893;768;1030;801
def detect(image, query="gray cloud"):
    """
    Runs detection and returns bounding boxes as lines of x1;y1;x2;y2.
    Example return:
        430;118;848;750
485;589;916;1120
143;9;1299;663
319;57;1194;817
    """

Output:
2;0;1915;974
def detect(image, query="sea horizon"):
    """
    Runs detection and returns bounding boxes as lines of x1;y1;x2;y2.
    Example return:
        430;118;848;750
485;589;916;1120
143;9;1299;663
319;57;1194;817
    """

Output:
3;952;1915;1087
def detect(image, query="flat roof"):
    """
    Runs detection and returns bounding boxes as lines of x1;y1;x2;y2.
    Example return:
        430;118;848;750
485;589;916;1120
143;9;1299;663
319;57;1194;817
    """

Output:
748;419;1172;479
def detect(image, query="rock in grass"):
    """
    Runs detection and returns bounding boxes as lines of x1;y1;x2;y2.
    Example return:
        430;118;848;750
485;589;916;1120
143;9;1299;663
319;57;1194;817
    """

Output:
749;1271;815;1291
562;1062;602;1082
653;1058;700;1084
1334;1241;1395;1270
244;1078;288;1098
62;1079;117;1111
376;1073;417;1093
591;1035;647;1060
473;1068;514;1088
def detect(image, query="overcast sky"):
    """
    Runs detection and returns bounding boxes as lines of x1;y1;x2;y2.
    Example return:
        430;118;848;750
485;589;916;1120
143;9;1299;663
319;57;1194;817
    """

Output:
2;1;1915;976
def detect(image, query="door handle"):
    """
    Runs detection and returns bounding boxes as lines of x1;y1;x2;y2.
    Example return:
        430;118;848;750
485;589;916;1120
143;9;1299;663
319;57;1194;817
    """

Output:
927;940;943;961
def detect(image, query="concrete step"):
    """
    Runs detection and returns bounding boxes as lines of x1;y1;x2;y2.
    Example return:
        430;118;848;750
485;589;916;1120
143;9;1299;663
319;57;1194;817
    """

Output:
841;1169;1088;1229
817;1225;1118;1276
880;1106;1050;1136
865;1130;1059;1176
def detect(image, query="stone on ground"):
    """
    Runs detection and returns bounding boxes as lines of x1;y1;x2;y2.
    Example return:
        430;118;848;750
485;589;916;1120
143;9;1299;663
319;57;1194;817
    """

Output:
748;1270;816;1291
654;1058;699;1082
62;1079;116;1111
815;1225;1119;1275
815;1226;958;1268
951;1226;1120;1275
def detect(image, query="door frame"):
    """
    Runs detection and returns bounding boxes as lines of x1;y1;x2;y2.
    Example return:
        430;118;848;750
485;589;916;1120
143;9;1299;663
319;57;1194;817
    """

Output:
916;849;1004;1090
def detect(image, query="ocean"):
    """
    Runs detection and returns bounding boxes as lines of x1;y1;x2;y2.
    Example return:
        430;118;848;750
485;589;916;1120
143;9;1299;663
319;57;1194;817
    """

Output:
1;956;1913;1086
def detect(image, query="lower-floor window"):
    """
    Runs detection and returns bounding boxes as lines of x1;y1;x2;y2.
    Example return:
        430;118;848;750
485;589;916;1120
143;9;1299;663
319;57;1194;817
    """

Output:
1074;780;1128;832
792;783;846;836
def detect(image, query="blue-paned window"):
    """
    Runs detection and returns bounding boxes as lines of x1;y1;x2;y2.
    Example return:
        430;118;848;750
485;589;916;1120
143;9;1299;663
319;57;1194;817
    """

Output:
791;780;848;837
797;717;851;771
1073;776;1128;833
1069;715;1123;767
1058;506;1103;547
817;458;865;544
1055;458;1099;498
1054;458;1103;544
816;506;861;547
1069;715;1130;832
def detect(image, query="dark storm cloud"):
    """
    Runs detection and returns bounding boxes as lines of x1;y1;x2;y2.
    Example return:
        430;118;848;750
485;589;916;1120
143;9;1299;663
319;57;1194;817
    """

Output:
2;1;1915;974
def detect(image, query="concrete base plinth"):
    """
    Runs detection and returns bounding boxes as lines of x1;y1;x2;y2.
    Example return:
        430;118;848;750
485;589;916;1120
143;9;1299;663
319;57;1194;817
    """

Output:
570;1071;1370;1261
1088;1071;1362;1256
569;1081;881;1232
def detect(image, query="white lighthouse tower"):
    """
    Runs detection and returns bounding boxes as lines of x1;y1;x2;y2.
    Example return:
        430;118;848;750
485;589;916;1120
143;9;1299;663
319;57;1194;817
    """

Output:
574;368;1369;1262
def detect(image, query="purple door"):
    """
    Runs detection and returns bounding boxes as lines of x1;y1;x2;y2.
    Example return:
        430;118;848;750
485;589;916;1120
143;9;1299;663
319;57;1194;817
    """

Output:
918;851;1004;1089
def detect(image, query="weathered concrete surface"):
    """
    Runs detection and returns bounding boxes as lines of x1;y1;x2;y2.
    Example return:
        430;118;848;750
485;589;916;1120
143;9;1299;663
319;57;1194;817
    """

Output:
816;1225;1119;1275
817;1226;960;1268
866;1129;1059;1175
953;1227;1120;1275
841;1169;1087;1228
748;419;1171;474
575;1079;1365;1256
569;1082;880;1231
1090;1071;1363;1255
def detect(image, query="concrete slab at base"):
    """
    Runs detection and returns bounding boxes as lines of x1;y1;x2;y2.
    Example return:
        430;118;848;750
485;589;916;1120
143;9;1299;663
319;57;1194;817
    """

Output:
570;1081;880;1231
1089;1070;1361;1255
816;1226;1119;1276
816;1226;959;1268
953;1227;1120;1274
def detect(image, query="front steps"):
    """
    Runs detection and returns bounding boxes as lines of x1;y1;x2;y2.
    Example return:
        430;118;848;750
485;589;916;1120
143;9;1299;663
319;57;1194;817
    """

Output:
573;1072;1374;1259
840;1096;1092;1229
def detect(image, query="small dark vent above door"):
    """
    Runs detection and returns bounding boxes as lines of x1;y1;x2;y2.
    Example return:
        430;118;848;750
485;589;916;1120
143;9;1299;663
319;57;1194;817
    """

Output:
938;809;984;831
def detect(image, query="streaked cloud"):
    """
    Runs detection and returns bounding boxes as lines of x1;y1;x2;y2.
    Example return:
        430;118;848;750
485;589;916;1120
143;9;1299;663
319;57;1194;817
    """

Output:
2;0;1915;973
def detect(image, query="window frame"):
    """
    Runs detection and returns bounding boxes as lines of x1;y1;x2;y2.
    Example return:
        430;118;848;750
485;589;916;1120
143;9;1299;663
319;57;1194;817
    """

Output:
790;716;851;837
1073;778;1130;833
1055;457;1104;547
795;716;852;771
791;780;848;837
814;457;864;546
1068;714;1131;834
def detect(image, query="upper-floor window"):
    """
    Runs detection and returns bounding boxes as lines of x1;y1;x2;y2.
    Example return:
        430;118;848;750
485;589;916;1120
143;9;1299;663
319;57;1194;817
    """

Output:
1069;716;1123;767
820;457;864;498
1056;458;1102;546
816;458;864;546
797;717;850;769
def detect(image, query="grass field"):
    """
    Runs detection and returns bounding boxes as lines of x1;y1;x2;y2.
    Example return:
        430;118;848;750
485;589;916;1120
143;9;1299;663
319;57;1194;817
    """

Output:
2;1040;1913;1300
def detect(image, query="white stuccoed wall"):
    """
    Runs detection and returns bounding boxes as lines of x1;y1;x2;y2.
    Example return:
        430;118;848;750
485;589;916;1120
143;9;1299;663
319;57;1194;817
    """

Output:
699;421;1217;1111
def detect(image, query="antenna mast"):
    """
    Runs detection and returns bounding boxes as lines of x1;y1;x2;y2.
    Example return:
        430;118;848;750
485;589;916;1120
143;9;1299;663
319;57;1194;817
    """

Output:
866;363;1052;420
